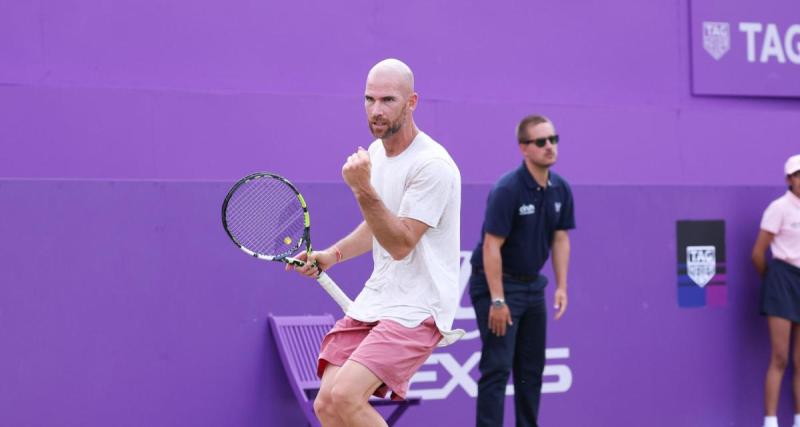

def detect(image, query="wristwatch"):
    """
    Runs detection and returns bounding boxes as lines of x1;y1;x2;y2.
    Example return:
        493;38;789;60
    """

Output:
491;298;506;309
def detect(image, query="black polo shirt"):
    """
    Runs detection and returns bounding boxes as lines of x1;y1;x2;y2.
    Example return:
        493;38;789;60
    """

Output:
470;163;576;284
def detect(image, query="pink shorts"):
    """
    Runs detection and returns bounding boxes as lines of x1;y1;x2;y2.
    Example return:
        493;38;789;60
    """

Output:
317;316;442;400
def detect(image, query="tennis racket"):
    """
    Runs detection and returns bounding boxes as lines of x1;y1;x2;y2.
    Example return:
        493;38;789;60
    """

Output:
221;172;353;312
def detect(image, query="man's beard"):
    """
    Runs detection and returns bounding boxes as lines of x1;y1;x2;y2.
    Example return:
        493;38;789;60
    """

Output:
369;108;407;139
370;119;403;139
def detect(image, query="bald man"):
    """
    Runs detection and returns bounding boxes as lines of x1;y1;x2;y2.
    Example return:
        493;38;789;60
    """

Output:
291;59;463;426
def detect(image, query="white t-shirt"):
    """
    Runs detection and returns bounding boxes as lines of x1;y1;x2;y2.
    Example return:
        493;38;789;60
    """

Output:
761;190;800;268
346;131;464;346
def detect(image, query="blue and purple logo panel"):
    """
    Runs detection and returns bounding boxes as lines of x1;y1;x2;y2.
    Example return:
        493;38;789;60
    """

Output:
677;220;726;308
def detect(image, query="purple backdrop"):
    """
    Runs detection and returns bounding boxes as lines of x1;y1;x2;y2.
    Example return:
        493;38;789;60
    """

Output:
1;0;799;185
2;0;800;426
0;180;788;426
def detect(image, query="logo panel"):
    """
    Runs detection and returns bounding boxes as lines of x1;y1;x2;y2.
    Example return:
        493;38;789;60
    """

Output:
676;220;726;308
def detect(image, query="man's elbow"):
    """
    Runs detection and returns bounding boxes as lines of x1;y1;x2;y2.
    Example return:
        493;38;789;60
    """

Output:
389;245;413;261
483;238;501;254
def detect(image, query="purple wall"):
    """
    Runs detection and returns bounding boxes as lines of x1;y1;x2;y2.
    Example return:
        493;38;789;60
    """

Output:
2;0;800;426
1;0;798;185
0;181;786;426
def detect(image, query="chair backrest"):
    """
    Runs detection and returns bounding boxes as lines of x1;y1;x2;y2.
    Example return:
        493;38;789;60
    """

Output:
268;313;422;427
268;314;335;426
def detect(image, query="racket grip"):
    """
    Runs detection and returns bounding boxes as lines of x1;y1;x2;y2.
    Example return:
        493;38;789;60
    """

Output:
316;272;352;313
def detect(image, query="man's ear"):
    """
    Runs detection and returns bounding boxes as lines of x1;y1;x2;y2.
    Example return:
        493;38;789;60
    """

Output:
407;92;419;112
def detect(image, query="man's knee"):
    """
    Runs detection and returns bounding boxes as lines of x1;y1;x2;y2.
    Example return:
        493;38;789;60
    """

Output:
480;351;514;376
313;389;336;419
329;383;369;416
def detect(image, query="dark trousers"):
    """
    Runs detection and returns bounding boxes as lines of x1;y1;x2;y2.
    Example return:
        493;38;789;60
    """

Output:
470;273;547;427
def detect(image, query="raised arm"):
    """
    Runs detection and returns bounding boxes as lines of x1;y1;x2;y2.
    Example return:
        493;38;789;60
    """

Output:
342;147;430;260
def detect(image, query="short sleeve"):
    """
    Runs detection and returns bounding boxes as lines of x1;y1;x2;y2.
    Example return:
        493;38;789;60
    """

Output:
398;159;457;228
483;185;517;238
760;200;782;234
557;184;576;230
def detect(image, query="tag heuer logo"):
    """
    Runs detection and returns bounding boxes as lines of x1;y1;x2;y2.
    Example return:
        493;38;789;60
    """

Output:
687;245;716;288
703;21;730;60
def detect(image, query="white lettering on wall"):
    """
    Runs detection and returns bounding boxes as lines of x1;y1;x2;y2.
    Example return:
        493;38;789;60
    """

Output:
408;348;573;400
739;22;800;64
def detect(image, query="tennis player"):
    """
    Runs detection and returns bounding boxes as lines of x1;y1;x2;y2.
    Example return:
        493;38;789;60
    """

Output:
290;58;463;427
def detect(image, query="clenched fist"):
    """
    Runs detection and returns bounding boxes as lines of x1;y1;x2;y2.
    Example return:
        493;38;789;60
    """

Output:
342;147;372;193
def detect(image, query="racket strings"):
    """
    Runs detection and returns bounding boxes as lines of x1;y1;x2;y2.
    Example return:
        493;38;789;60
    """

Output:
225;177;306;257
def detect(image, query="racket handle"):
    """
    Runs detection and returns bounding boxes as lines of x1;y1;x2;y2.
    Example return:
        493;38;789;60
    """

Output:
316;271;352;313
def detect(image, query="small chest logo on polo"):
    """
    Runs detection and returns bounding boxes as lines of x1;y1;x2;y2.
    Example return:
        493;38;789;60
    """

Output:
519;204;535;216
554;202;562;213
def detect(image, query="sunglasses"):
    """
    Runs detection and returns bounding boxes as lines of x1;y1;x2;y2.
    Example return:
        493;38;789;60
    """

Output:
523;134;559;148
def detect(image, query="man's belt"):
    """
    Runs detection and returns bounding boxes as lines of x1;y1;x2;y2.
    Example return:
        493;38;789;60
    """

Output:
473;266;539;283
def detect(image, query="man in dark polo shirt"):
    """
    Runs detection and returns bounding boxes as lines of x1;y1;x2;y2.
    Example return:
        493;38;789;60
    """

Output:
469;114;575;427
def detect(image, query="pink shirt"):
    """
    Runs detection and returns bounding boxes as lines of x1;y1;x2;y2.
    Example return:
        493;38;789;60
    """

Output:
761;191;800;268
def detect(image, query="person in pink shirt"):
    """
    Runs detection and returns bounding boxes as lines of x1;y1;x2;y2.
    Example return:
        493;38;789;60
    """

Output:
753;154;800;427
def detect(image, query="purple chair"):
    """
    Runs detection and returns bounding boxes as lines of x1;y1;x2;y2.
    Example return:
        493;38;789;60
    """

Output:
267;314;421;426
